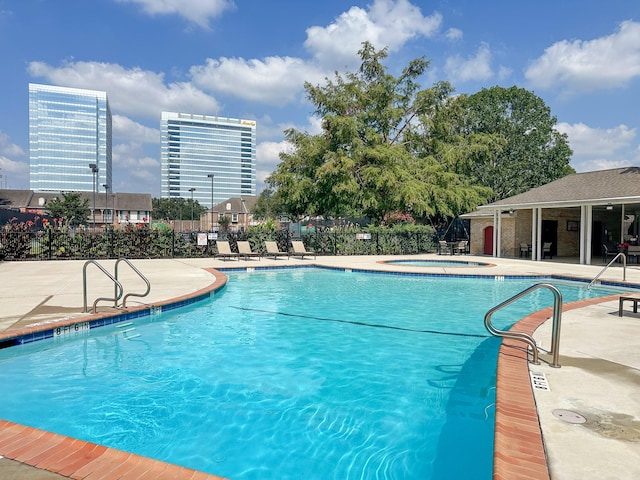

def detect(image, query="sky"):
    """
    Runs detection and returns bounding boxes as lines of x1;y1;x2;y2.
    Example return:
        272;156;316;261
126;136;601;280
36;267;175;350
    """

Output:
1;0;640;197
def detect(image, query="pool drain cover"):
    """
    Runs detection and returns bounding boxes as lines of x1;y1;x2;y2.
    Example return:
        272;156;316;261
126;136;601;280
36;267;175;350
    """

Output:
552;409;586;424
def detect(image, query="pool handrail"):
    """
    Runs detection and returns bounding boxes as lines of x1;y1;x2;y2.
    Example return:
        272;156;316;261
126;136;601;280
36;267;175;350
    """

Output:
83;260;124;313
484;283;563;368
114;258;151;308
587;252;626;289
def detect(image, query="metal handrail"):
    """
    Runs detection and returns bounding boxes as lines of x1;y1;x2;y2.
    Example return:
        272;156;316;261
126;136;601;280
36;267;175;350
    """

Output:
83;260;124;313
114;258;151;308
484;283;563;368
588;252;626;290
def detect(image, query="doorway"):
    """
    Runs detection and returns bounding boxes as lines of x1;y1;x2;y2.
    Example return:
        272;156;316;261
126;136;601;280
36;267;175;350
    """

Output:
542;220;558;256
483;226;493;255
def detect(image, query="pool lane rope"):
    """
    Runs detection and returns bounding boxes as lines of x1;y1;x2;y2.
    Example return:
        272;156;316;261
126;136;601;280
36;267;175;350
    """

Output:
230;306;490;338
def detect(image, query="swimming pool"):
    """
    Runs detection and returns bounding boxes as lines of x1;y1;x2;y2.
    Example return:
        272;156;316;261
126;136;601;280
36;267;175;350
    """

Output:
0;268;623;479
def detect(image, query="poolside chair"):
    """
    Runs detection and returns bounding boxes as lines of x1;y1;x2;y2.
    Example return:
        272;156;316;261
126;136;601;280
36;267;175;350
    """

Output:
453;240;468;255
214;240;239;261
519;243;531;258
237;241;261;260
264;241;289;259
602;243;617;264
291;241;316;260
542;242;553;259
626;245;640;264
438;240;450;255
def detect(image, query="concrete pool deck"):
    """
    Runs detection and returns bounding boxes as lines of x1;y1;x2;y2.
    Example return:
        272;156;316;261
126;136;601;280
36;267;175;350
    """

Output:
0;254;639;479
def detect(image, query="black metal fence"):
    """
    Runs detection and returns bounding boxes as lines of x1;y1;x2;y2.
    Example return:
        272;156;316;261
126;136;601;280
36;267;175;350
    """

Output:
0;227;439;261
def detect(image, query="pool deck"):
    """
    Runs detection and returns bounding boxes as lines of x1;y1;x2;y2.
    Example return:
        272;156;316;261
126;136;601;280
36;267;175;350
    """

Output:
0;254;639;479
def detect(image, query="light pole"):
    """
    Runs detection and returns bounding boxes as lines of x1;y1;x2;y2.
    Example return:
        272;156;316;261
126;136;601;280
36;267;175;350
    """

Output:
207;174;214;231
102;184;110;229
89;163;99;229
189;187;196;231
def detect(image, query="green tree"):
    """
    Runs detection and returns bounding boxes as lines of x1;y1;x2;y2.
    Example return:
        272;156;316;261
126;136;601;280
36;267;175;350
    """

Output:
152;197;207;221
267;42;492;224
252;187;285;220
457;86;574;201
46;192;89;226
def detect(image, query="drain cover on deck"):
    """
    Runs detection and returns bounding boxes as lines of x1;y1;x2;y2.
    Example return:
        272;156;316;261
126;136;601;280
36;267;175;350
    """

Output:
552;409;587;424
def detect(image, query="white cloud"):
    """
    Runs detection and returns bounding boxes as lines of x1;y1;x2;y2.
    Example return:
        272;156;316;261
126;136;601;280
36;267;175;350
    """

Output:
114;0;234;28
112;142;160;192
28;61;220;119
304;0;441;68
256;141;286;186
0;131;28;188
556;122;636;156
445;28;463;42
556;122;638;172
0;131;26;158
190;56;324;105
113;115;159;144
525;20;640;93
444;42;493;83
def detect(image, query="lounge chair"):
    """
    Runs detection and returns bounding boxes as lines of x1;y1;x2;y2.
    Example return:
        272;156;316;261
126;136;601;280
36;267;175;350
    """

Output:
291;241;316;260
264;241;289;259
237;241;261;260
602;244;618;264
542;242;553;259
619;292;640;316
214;240;239;261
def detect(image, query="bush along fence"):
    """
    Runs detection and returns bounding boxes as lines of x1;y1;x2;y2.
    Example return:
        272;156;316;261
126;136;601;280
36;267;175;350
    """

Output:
0;219;439;261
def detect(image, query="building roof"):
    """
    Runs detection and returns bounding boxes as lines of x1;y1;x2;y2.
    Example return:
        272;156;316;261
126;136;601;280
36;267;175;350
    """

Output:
213;195;257;214
0;189;151;211
478;166;640;210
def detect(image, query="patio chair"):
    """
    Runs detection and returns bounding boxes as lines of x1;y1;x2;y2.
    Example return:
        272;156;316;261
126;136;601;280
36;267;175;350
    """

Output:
602;244;618;264
214;240;239;261
438;240;450;255
626;245;640;264
264;241;289;259
454;240;468;255
291;241;316;260
237;241;261;260
519;243;531;258
542;242;553;259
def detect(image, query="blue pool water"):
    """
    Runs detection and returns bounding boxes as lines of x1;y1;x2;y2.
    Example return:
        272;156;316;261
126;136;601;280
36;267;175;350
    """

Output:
0;269;622;479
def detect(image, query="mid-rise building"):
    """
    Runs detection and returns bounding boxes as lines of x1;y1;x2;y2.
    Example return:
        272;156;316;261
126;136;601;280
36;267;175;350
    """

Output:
29;83;112;193
160;112;256;208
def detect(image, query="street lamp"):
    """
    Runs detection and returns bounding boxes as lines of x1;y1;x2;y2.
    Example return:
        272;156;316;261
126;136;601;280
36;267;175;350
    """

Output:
189;187;196;231
102;184;110;229
207;174;214;231
89;163;99;229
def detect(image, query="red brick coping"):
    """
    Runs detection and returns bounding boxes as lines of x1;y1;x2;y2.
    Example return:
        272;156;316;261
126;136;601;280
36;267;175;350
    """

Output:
493;293;620;479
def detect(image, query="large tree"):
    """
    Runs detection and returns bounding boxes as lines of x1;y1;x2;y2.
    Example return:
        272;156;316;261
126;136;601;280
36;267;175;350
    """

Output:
456;86;574;201
46;192;90;226
152;197;207;221
267;42;492;224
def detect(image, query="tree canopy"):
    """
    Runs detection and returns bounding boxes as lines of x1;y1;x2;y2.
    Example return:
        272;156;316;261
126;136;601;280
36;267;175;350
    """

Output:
46;192;90;226
152;197;207;221
455;86;574;201
267;42;492;225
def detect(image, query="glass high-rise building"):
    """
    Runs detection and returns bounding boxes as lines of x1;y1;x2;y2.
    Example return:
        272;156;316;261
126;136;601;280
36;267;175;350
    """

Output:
29;83;112;192
160;112;256;208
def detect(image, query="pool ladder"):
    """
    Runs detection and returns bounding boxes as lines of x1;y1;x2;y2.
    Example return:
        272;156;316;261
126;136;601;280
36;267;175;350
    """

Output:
484;283;563;368
83;258;151;313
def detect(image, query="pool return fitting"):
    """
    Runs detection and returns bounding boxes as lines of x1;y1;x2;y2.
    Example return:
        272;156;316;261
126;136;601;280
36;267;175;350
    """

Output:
484;283;563;368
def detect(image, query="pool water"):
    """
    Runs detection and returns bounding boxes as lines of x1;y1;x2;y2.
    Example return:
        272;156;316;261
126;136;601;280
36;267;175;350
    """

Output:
0;269;621;479
386;259;490;267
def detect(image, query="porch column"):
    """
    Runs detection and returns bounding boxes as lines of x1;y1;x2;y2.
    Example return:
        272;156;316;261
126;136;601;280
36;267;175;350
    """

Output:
580;205;593;265
531;208;538;260
535;207;543;261
493;209;498;257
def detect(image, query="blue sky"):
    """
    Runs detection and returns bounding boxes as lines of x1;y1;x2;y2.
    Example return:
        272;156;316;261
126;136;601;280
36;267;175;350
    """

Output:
1;0;640;197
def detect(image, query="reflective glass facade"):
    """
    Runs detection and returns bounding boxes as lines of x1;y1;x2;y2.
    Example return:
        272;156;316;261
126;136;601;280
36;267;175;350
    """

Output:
160;112;256;207
29;84;112;192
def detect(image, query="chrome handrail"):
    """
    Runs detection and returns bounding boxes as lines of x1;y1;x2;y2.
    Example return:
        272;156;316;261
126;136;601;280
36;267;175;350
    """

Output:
83;260;124;313
114;258;151;308
484;283;563;368
588;252;626;289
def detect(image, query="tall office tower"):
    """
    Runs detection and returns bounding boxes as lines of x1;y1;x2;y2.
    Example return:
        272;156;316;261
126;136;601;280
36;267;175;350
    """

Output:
29;83;112;192
160;112;256;208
